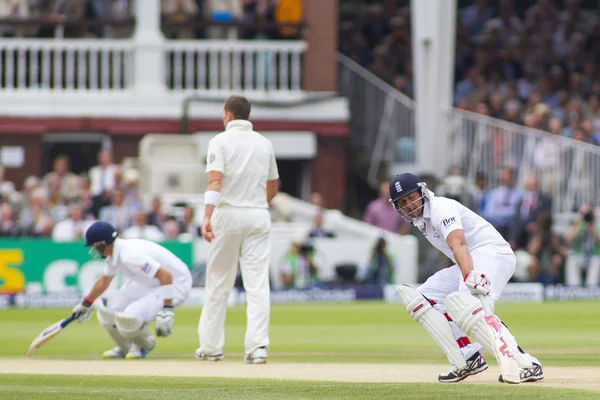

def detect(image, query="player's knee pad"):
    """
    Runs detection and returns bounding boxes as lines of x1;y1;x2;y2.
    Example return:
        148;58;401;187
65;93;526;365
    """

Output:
96;299;116;329
115;312;153;349
115;313;144;337
444;292;532;369
444;292;496;357
395;285;466;369
97;299;129;350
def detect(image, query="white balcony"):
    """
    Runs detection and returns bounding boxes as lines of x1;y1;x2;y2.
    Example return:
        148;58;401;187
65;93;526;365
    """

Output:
0;0;314;119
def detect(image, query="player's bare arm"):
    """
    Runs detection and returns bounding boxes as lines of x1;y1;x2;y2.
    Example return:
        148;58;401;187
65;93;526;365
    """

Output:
445;230;473;278
202;170;223;242
154;266;174;307
446;229;491;297
266;179;279;203
71;274;113;321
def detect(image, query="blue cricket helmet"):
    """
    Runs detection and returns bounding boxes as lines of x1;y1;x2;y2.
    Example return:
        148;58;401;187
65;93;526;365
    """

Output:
84;221;118;247
389;173;422;204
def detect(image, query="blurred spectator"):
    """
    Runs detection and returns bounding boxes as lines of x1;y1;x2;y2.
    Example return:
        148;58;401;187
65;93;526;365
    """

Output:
12;175;40;215
436;167;479;211
308;212;335;238
280;237;320;289
510;173;552;250
121;168;143;212
89;149;118;199
98;188;135;232
364;181;410;234
78;182;96;220
122;209;165;241
363;237;395;284
526;211;567;284
274;0;302;39
0;202;20;237
147;195;166;228
162;0;198;39
564;204;600;286
163;217;181;240
178;206;201;238
0;0;31;37
52;203;93;241
460;0;494;37
18;187;54;237
471;171;488;213
36;0;86;38
533;117;565;192
205;0;241;39
102;0;134;38
480;167;522;239
43;154;81;205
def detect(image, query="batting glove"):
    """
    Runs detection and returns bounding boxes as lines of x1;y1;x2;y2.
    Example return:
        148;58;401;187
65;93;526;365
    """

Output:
155;306;175;337
71;297;94;323
464;270;491;297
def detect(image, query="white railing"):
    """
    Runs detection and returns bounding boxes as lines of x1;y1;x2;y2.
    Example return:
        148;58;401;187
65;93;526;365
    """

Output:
448;108;600;214
0;39;133;91
164;40;306;95
337;54;415;186
0;38;306;97
339;54;600;213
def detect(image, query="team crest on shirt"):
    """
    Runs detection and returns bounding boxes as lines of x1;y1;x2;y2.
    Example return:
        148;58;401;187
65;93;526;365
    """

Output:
418;222;427;236
141;263;151;273
208;153;215;164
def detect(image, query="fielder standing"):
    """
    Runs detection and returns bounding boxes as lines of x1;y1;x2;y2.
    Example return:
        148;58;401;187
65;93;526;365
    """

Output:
196;95;279;364
389;173;543;383
71;220;193;359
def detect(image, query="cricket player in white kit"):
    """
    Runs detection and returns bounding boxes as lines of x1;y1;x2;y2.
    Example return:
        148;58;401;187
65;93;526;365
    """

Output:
71;221;193;359
389;173;543;383
195;95;279;364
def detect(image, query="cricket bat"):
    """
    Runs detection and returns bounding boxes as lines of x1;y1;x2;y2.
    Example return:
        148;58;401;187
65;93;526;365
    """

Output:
26;315;75;357
477;295;520;384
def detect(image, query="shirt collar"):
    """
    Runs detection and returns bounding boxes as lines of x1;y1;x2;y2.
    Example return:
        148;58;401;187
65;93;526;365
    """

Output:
107;237;122;266
421;189;434;219
225;120;253;131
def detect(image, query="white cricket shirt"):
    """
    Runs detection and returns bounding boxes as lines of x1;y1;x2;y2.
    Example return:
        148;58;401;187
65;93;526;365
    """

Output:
412;190;511;262
103;238;191;286
205;120;279;209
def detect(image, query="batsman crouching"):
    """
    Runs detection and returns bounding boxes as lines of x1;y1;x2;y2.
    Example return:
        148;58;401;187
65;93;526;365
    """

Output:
71;221;193;359
390;173;543;383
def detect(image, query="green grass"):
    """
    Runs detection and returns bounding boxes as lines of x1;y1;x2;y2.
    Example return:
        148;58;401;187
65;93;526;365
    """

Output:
1;374;599;400
0;301;599;366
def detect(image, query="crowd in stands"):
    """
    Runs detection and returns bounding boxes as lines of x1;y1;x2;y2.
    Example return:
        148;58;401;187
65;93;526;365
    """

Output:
337;0;600;286
340;0;600;146
0;151;202;243
0;0;303;40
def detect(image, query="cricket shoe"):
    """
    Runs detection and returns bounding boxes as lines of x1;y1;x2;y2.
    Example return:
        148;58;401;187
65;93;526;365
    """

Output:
194;348;224;361
102;347;126;359
438;352;488;383
499;363;544;383
125;337;156;359
244;347;267;364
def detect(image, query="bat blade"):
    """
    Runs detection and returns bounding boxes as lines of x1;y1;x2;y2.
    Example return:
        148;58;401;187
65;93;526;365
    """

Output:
26;316;75;357
483;314;521;384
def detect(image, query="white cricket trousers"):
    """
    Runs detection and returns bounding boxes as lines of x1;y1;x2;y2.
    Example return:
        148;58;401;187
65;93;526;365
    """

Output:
106;277;192;323
199;207;271;356
417;245;516;360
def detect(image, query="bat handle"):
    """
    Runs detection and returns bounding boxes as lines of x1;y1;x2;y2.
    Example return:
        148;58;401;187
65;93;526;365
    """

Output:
61;315;76;328
477;294;493;316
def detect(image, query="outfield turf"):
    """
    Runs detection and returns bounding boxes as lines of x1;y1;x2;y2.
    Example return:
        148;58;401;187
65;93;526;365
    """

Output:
1;301;600;399
0;301;599;365
1;374;600;400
